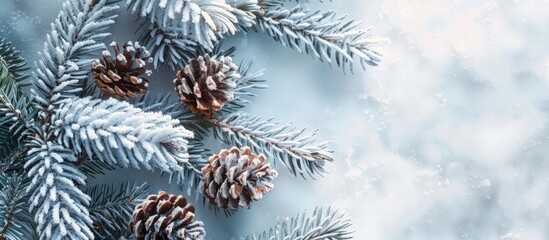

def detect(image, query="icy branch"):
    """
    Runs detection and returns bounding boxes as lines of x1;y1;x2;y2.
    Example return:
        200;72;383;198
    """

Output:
0;87;28;141
52;97;199;183
212;113;333;178
137;21;198;70
127;0;242;50
0;38;33;146
246;207;352;240
0;174;35;240
86;182;148;239
32;0;120;108
220;58;267;114
254;4;384;73
24;138;93;240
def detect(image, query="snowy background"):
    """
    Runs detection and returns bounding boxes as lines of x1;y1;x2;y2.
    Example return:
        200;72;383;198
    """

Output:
2;0;549;239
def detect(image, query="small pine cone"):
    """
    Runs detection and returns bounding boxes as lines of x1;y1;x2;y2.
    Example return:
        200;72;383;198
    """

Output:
173;54;239;118
129;192;206;240
202;147;278;210
92;41;152;99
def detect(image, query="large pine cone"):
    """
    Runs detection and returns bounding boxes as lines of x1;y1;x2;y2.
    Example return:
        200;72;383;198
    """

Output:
202;147;278;210
92;41;152;99
173;54;239;118
129;192;206;240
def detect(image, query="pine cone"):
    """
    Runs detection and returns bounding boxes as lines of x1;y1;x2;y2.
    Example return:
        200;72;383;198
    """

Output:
91;41;152;99
129;192;206;240
173;54;239;118
202;147;278;210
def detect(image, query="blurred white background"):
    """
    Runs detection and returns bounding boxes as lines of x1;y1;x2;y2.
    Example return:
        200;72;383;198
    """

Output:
2;0;549;239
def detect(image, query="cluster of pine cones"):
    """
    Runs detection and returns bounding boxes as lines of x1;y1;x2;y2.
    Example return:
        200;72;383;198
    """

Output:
92;42;238;118
93;42;278;239
128;147;278;239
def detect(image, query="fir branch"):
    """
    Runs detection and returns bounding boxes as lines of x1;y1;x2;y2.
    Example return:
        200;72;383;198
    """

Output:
131;94;212;140
212;113;333;179
134;95;210;154
137;20;242;71
229;0;262;29
131;92;211;140
0;174;35;240
137;21;198;70
79;77;101;98
246;207;352;240
252;4;384;73
131;93;194;122
172;138;209;195
24;133;93;240
0;88;27;141
220;58;266;115
0;86;25;124
0;144;27;176
52;97;199;184
86;182;148;239
195;40;236;59
0;38;29;86
0;39;33;146
32;0;120;110
0;84;33;145
126;0;240;50
77;154;117;177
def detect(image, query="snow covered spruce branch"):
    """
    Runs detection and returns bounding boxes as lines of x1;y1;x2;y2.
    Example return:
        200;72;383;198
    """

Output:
253;2;384;73
32;0;119;110
0;174;35;240
0;44;33;240
127;0;253;50
133;0;263;71
0;84;28;138
221;58;267;114
130;0;384;73
246;207;352;240
24;133;94;240
52;97;198;182
0;38;29;85
138;21;198;70
0;81;33;145
211;113;333;178
23;1;124;238
0;38;32;146
85;182;149;238
132;93;196;123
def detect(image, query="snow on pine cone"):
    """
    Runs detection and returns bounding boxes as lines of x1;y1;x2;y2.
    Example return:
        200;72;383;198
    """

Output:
173;54;239;118
129;191;205;240
91;41;152;99
202;147;278;210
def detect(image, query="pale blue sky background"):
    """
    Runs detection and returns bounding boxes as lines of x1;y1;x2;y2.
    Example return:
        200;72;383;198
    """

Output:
2;0;549;239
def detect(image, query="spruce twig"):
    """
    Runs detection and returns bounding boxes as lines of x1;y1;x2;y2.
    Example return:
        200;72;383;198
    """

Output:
247;207;353;240
0;174;35;240
211;114;333;179
250;2;385;73
86;182;149;239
